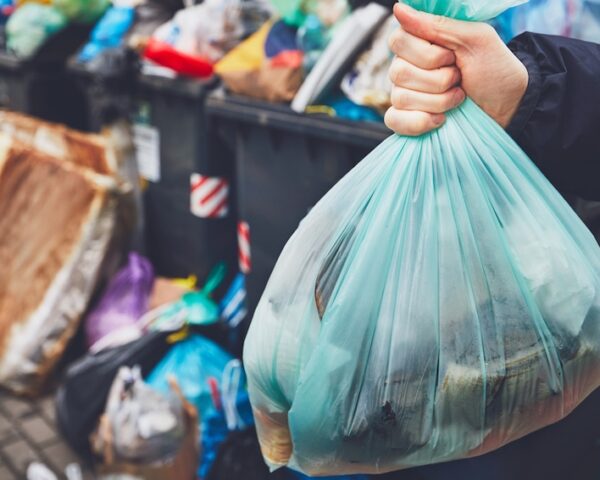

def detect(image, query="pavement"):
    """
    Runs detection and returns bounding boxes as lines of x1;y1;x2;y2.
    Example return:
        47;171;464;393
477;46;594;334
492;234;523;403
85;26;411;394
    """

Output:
0;390;95;480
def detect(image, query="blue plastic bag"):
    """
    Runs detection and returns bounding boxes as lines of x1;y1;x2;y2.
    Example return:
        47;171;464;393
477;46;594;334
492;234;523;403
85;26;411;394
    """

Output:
79;6;135;63
244;0;600;476
146;335;237;478
146;335;233;429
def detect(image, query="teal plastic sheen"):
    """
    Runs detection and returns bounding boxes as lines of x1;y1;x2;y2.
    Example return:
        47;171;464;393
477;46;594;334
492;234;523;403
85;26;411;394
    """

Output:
402;0;527;20
244;0;600;476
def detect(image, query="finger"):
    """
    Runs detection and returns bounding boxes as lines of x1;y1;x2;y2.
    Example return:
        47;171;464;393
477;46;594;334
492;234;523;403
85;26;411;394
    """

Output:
389;57;461;94
388;25;455;70
385;108;446;136
391;86;465;114
393;2;480;50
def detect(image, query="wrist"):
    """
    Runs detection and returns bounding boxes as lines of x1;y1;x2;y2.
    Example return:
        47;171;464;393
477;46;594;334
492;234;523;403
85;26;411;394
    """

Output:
495;61;529;128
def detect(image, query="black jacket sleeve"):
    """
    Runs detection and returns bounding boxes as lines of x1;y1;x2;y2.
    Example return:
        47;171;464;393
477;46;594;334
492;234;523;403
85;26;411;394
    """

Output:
506;33;600;201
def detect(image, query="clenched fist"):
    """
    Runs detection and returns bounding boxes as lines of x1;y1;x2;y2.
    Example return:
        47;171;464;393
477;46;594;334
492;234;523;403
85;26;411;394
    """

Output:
385;3;529;136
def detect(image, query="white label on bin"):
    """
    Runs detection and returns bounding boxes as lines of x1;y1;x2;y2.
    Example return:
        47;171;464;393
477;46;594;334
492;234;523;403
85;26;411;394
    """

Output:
134;124;160;182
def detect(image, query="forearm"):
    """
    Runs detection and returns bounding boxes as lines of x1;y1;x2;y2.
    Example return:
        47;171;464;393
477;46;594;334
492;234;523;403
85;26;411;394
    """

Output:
507;33;600;201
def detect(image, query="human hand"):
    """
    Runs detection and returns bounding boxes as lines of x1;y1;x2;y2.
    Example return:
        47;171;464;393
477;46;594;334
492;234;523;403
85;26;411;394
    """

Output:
385;3;529;136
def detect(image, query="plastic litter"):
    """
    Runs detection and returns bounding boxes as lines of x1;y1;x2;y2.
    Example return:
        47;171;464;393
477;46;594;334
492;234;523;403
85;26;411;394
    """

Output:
145;0;271;76
52;0;109;23
78;5;135;63
56;330;179;460
216;21;304;103
85;252;154;353
291;3;388;112
95;366;186;464
6;3;67;57
146;335;233;428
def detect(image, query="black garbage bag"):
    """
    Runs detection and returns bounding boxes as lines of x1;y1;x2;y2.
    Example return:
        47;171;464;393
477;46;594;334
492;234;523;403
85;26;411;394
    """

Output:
55;330;177;460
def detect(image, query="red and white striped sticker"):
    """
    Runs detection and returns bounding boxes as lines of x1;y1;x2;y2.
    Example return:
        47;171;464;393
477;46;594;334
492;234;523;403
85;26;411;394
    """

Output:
238;221;251;274
190;174;229;219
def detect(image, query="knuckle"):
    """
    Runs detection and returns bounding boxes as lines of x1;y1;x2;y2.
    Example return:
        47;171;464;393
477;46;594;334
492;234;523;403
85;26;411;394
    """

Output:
437;68;456;92
388;29;404;53
422;48;441;70
391;88;410;108
442;92;456;110
441;88;462;110
429;48;449;69
384;108;403;133
389;59;408;85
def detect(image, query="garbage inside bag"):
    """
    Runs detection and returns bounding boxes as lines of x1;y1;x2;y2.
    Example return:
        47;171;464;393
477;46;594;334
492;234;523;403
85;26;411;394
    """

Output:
85;252;155;353
92;366;186;464
341;14;396;114
6;3;67;57
56;329;180;460
244;0;600;475
78;5;135;63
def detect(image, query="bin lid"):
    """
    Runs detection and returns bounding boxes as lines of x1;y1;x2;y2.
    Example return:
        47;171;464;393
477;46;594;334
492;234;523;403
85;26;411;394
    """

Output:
205;91;390;148
137;70;219;100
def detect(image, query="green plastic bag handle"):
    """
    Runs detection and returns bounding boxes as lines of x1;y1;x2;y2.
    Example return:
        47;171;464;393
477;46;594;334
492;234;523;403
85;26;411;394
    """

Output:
201;262;227;296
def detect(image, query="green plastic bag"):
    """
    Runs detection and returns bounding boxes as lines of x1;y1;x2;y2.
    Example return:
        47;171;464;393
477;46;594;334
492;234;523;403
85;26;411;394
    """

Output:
147;264;226;330
244;0;600;476
6;4;67;58
53;0;110;23
271;0;348;27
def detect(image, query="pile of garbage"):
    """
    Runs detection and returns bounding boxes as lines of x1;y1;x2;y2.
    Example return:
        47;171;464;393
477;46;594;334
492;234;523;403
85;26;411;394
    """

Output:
48;248;366;479
0;0;596;122
4;0;108;57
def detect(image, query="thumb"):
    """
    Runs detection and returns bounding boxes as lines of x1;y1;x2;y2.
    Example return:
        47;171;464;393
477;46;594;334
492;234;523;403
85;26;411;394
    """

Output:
394;3;475;50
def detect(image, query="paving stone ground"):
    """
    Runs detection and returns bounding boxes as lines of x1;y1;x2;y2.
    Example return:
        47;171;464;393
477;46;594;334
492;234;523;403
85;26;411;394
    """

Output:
0;390;95;479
